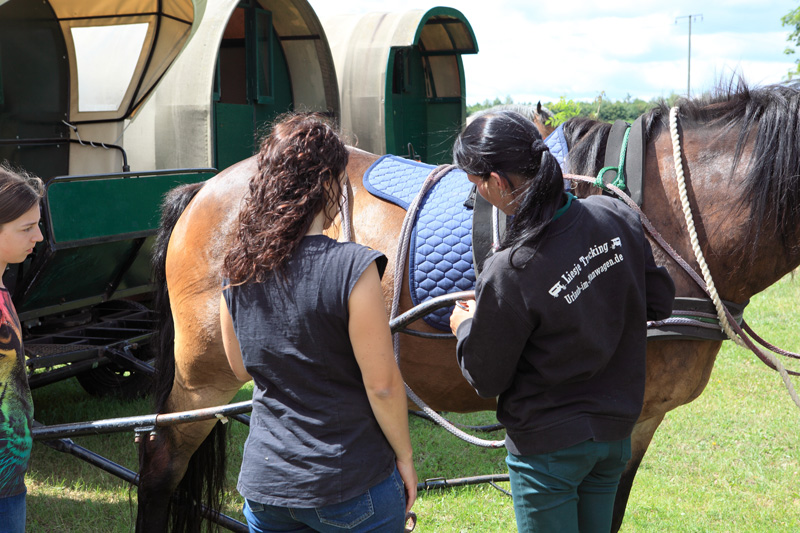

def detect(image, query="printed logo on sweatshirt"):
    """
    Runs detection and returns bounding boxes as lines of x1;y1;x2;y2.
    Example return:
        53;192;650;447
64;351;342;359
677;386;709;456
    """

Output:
548;237;624;303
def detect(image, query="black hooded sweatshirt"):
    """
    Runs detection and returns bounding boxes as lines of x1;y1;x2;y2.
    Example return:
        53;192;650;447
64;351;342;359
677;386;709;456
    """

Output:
456;195;675;455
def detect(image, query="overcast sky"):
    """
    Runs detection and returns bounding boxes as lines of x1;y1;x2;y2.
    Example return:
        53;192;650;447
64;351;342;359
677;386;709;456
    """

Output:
309;0;796;104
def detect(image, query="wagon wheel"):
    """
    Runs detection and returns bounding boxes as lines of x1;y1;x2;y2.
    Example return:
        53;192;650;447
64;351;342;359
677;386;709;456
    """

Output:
75;300;155;399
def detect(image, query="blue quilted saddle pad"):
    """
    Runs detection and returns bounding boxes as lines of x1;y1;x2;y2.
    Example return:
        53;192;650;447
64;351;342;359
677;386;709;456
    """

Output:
545;124;573;191
363;155;475;331
544;124;566;170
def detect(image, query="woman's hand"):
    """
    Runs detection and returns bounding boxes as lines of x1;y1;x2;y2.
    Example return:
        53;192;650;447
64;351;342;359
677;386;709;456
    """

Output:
397;456;418;513
449;299;475;335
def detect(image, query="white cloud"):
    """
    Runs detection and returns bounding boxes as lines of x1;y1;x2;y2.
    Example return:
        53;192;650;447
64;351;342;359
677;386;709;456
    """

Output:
309;0;796;103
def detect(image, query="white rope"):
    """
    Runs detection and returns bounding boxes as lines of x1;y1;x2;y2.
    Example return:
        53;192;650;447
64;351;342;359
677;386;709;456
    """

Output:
669;107;800;409
669;107;740;345
339;178;353;242
390;165;505;448
491;205;502;251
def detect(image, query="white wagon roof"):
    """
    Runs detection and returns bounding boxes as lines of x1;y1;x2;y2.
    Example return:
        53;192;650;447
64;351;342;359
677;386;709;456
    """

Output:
123;0;339;170
323;7;477;155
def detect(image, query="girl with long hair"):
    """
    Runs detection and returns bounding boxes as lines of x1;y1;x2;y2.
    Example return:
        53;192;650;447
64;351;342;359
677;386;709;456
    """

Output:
449;110;675;532
0;164;44;532
220;113;416;533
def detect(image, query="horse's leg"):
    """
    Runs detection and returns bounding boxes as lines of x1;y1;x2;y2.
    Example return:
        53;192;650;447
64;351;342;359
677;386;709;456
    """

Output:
136;159;255;531
137;303;244;531
137;419;222;528
611;414;665;532
137;387;241;528
610;339;721;530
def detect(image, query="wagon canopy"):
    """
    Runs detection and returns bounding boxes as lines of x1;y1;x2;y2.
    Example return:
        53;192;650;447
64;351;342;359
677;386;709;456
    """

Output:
0;0;196;177
123;0;340;171
3;0;194;122
324;7;478;164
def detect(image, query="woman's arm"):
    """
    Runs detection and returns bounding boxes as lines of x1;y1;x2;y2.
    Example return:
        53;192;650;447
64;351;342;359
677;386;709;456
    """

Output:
450;280;530;398
348;262;417;513
219;294;252;383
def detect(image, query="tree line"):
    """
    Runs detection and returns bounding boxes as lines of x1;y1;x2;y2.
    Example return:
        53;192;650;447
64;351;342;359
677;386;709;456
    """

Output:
783;5;800;79
466;92;681;127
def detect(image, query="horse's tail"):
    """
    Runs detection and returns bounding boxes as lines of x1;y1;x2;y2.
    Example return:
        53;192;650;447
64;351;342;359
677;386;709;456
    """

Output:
146;181;228;532
150;181;205;409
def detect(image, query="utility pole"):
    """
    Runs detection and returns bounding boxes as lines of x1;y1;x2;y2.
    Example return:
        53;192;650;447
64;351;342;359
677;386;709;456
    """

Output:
675;14;702;98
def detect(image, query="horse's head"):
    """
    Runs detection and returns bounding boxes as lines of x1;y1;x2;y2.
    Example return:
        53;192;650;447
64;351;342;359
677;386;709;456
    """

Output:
560;81;800;302
534;101;556;138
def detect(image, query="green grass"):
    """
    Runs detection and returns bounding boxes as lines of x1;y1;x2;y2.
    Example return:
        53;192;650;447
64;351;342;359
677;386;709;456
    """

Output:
26;274;800;531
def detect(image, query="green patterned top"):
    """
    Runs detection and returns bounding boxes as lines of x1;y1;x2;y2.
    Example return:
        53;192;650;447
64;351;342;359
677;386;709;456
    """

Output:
0;288;32;497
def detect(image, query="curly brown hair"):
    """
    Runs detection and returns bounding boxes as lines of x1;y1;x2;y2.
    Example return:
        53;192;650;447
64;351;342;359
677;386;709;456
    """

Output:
223;113;349;284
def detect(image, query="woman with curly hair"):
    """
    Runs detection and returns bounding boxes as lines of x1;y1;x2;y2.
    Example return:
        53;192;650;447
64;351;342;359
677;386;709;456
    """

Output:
220;113;417;533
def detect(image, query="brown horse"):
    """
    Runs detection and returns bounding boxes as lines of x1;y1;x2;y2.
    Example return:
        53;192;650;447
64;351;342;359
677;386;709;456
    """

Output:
136;83;800;531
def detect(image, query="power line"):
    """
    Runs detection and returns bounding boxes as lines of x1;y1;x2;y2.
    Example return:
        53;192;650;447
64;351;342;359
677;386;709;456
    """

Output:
676;14;703;97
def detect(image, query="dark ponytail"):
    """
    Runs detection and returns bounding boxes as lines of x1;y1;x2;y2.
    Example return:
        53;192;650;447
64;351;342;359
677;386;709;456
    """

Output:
453;110;565;265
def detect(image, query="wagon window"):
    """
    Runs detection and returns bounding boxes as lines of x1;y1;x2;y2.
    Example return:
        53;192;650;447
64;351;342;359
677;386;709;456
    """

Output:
253;8;273;103
71;23;148;112
426;55;461;98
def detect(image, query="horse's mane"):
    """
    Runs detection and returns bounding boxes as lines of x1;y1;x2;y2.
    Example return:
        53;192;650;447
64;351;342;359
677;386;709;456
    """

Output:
563;80;800;253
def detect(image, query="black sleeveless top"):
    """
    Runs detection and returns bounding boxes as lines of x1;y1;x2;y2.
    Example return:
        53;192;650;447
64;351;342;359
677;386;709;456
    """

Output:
223;235;394;507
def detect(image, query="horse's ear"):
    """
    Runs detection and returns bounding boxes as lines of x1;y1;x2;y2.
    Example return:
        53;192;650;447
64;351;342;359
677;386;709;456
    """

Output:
537;101;542;113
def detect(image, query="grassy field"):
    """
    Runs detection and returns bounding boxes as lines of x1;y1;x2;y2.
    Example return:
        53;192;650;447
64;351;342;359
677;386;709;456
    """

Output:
26;274;799;532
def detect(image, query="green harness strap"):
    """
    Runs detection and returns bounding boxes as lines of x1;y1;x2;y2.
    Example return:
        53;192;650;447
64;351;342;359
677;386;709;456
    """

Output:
594;125;631;191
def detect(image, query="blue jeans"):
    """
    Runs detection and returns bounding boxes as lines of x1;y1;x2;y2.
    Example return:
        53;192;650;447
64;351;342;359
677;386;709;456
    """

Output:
242;467;406;532
506;438;631;533
0;491;26;533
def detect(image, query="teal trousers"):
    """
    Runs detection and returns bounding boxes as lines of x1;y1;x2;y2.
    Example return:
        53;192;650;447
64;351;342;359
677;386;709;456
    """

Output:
506;437;632;533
